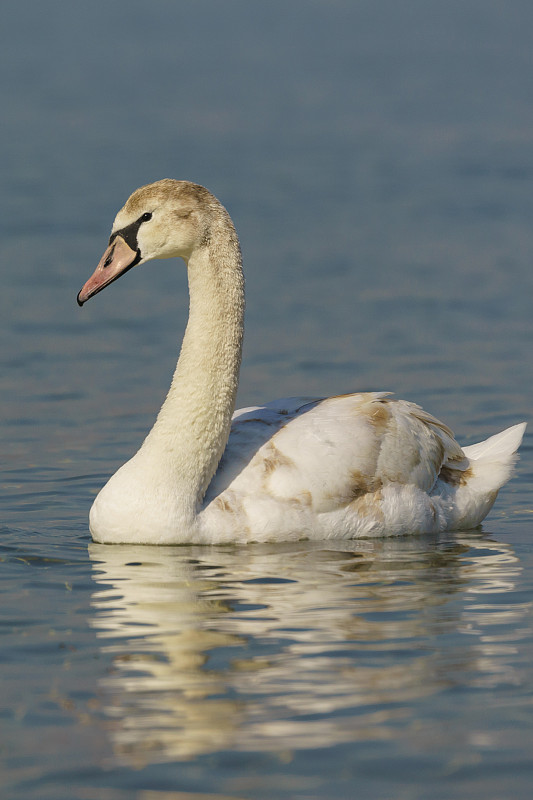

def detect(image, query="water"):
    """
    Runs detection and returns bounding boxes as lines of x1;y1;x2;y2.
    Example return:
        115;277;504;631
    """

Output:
1;1;532;798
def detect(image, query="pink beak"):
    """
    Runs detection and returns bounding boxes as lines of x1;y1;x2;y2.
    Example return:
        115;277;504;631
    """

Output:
77;235;140;306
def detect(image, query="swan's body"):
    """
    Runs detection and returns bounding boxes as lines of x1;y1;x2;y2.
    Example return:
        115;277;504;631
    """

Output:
78;179;525;545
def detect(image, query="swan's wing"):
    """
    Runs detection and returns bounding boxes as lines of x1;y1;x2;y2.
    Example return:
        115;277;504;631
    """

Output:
207;392;464;512
206;397;322;499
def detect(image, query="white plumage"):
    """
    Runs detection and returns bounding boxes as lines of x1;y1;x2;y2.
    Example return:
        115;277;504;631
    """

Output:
77;180;525;545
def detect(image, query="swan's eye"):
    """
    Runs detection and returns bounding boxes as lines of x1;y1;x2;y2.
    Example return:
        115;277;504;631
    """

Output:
140;212;152;222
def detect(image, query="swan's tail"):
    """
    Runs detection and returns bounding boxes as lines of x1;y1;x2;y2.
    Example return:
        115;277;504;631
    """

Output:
439;422;527;529
462;422;527;485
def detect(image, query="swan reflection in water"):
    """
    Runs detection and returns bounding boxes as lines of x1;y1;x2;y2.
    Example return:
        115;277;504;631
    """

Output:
88;534;526;766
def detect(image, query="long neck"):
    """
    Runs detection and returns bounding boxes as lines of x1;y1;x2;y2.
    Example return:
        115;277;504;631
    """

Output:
139;215;244;520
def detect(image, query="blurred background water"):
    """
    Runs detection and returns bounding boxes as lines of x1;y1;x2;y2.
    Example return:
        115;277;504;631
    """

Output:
1;1;532;798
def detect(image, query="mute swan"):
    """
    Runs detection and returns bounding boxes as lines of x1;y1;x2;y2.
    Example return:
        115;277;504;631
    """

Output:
78;179;526;545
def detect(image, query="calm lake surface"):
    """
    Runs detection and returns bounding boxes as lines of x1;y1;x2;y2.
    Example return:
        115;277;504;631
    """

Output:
1;2;532;798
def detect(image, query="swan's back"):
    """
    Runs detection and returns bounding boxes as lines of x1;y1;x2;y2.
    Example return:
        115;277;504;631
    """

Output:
200;393;524;543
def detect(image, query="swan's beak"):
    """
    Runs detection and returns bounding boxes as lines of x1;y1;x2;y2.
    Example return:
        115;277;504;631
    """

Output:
77;235;140;306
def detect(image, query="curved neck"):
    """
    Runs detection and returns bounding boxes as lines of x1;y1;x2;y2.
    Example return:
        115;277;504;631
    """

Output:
139;216;244;520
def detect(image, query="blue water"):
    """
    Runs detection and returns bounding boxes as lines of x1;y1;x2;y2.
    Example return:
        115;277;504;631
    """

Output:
1;2;532;798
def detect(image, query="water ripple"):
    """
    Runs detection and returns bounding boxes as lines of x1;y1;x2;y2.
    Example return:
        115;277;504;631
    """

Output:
87;534;532;766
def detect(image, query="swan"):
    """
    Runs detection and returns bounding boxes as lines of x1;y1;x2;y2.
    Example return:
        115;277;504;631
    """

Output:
77;179;526;545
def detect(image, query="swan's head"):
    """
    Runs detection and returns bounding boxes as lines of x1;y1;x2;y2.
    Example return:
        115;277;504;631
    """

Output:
77;179;219;306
